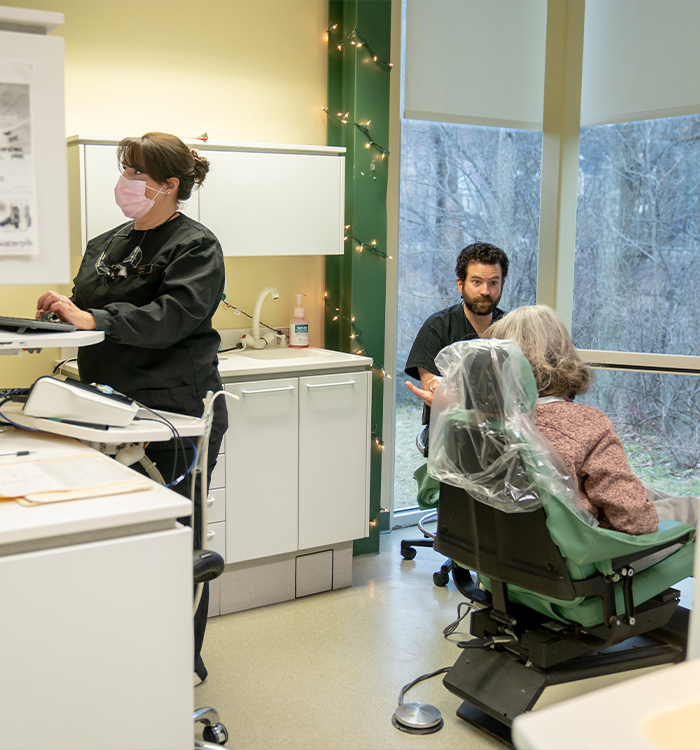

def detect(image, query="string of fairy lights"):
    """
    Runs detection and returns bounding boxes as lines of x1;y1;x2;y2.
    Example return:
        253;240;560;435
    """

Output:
321;108;390;159
326;24;393;71
344;225;393;260
324;20;393;528
323;291;390;456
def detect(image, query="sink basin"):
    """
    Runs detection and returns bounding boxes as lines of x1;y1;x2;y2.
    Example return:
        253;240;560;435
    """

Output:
221;347;325;361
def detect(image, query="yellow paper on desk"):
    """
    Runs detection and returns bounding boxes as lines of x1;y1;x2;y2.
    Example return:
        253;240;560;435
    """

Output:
0;453;151;505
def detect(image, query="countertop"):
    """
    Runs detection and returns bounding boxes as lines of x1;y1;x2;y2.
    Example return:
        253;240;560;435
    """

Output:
217;346;373;379
55;345;373;381
0;429;190;548
512;658;700;749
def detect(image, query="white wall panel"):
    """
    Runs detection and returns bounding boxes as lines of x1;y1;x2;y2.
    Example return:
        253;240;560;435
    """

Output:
581;0;700;126
404;0;547;130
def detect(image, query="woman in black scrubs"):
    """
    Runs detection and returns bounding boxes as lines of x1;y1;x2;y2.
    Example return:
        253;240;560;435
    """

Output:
37;132;227;684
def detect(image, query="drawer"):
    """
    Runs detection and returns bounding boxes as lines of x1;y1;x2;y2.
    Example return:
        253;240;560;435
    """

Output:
206;521;226;560
210;457;226;490
206;487;226;524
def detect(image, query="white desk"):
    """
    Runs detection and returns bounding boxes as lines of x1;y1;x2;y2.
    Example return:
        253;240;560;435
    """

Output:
0;429;194;750
0;329;103;353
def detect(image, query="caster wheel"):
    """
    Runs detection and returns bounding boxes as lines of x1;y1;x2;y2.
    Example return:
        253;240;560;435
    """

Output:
203;722;229;745
401;546;417;560
433;571;449;587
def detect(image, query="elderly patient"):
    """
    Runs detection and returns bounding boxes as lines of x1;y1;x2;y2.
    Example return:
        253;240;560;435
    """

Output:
486;304;698;535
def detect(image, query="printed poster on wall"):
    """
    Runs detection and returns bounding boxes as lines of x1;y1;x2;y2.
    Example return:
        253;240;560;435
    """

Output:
0;61;39;256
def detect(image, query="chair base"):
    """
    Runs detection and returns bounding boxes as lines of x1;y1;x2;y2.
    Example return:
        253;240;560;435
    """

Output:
194;706;228;746
400;539;453;586
456;702;514;748
444;606;689;741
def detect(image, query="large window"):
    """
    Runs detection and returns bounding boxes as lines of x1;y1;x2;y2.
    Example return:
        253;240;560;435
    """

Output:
573;115;700;356
579;369;700;498
573;114;700;497
395;119;541;511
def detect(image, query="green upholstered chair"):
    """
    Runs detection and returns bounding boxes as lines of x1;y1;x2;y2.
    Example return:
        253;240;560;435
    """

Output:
427;339;695;742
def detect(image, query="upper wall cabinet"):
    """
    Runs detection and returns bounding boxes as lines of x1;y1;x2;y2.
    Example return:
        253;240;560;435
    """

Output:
66;136;346;257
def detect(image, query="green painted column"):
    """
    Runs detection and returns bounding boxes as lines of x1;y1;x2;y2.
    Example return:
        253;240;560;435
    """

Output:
326;0;391;555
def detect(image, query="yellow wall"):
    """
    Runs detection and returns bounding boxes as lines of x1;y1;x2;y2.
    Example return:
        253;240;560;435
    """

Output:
1;0;329;387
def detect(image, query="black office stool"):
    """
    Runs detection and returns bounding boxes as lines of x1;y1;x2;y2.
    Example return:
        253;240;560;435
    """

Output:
400;510;453;587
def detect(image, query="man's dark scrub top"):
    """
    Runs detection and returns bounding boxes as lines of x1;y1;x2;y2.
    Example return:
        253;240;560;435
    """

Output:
405;301;505;381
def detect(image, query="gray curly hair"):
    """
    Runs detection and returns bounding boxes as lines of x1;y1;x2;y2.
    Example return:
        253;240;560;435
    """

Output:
485;304;590;399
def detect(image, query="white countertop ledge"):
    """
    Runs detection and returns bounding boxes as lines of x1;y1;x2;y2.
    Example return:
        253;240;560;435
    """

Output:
217;347;372;378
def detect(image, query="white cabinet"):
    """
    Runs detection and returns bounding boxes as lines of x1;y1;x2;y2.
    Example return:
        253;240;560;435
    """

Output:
224;377;300;563
206;446;227;556
199;150;344;256
223;370;370;564
298;373;371;548
67;136;345;257
0;527;193;750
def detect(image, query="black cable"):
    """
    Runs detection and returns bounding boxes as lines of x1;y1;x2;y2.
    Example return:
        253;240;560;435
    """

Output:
220;300;284;335
398;667;451;706
166;437;197;489
135;405;185;490
0;395;39;431
52;357;77;374
443;602;475;639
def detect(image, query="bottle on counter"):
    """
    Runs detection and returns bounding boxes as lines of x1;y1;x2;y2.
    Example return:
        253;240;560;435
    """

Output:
289;294;309;348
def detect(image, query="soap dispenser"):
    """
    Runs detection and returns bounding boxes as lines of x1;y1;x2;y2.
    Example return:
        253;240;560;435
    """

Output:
289;294;309;348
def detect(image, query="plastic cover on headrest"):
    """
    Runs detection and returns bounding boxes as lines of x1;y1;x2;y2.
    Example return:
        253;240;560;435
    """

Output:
427;338;597;524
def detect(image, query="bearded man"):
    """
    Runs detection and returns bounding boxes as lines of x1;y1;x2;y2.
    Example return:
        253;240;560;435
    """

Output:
404;242;509;453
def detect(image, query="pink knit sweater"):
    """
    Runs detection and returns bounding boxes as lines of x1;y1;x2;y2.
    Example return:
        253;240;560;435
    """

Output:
534;401;658;535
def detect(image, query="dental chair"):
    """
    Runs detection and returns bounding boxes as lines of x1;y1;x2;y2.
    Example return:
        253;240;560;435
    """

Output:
427;339;695;744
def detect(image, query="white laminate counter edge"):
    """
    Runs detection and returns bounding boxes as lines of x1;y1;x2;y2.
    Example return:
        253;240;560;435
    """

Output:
0;329;104;352
55;346;373;381
0;430;190;548
217;347;373;379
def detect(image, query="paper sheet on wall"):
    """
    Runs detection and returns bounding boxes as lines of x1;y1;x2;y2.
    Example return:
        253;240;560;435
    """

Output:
0;453;151;505
0;61;39;256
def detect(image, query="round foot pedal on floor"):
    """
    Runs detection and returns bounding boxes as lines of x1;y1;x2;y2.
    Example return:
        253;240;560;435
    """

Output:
392;702;444;735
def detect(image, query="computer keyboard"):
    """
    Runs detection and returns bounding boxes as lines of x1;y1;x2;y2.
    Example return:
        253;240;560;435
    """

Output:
0;315;77;334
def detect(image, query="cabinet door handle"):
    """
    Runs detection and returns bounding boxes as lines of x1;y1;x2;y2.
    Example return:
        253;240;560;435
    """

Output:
306;380;356;389
207;530;216;540
240;385;296;395
207;496;216;507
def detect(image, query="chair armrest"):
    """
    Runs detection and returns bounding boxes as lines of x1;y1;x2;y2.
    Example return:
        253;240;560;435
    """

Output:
595;521;695;576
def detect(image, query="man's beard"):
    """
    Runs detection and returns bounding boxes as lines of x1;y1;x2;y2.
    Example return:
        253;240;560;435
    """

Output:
463;293;501;316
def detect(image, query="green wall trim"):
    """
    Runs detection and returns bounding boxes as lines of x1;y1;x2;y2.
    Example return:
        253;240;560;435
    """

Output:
326;0;391;556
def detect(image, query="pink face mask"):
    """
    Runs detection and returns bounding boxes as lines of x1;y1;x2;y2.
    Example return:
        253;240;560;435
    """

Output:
114;174;166;219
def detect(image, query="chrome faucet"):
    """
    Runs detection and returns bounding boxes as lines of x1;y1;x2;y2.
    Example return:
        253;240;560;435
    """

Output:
248;286;279;348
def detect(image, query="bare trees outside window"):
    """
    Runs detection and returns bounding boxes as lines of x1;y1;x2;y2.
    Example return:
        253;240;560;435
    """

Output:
396;119;541;510
574;115;700;496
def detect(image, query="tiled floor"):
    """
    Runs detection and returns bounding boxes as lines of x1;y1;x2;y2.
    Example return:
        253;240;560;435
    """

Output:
195;525;695;750
195;528;506;750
